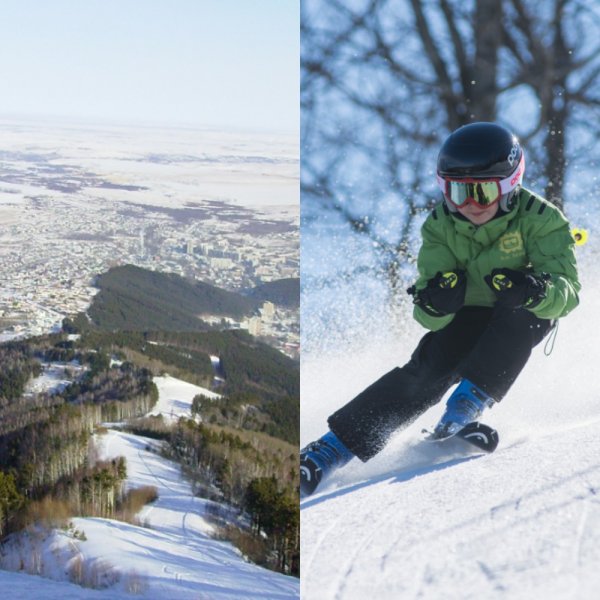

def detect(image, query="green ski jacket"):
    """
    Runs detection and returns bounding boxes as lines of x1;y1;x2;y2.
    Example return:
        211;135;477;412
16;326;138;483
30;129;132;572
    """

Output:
413;188;581;331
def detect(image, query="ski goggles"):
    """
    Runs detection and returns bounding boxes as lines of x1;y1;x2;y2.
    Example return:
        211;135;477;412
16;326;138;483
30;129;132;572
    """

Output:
436;154;525;209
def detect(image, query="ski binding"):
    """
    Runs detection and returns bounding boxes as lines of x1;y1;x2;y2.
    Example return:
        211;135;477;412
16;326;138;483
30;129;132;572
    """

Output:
422;421;499;453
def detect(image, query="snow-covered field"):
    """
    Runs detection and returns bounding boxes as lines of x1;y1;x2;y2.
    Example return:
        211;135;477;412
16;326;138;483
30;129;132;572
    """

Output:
0;118;299;212
24;361;86;396
150;374;221;422
1;374;299;599
301;211;599;598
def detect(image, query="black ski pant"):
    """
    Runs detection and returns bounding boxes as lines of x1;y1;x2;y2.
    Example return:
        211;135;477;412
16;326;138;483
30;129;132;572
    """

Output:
328;306;553;462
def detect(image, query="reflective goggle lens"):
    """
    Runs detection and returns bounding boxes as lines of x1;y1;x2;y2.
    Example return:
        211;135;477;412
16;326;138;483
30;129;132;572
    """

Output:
446;180;501;207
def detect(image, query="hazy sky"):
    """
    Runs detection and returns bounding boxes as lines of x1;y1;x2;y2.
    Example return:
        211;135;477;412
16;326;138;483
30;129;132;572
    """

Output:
0;0;299;132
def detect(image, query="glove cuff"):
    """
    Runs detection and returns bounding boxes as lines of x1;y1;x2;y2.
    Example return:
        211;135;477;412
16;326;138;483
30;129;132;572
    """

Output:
523;273;549;309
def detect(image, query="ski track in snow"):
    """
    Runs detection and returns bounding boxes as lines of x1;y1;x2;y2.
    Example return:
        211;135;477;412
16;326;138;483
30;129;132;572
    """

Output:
303;424;600;599
302;236;600;599
93;428;297;598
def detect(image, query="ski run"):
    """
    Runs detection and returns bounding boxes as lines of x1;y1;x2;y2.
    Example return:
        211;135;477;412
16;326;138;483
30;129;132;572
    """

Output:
0;375;299;599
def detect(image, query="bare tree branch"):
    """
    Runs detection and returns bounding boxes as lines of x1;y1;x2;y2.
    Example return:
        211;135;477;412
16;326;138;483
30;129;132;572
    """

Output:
302;0;600;289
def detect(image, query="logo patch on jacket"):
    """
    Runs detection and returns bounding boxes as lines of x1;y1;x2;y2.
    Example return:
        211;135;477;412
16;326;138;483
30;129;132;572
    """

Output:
499;232;524;255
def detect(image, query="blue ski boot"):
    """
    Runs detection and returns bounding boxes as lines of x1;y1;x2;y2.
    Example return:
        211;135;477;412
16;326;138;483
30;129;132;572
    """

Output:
300;431;354;497
434;378;495;439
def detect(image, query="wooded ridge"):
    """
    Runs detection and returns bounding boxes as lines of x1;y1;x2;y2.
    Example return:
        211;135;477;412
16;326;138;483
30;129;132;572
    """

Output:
78;264;298;331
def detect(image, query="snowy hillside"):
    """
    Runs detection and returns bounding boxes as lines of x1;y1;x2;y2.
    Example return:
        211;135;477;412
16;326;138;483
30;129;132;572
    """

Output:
1;375;299;599
150;374;221;421
301;210;599;599
0;570;134;600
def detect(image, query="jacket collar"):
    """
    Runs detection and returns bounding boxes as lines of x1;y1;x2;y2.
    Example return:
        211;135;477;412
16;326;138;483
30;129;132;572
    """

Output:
451;201;517;244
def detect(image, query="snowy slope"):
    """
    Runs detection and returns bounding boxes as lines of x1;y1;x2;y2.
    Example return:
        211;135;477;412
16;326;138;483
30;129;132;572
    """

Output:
1;375;299;599
0;570;134;600
150;374;221;422
302;419;600;600
301;222;599;599
89;429;297;599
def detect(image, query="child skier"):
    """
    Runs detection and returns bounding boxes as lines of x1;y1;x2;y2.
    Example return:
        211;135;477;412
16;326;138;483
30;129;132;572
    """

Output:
301;122;581;497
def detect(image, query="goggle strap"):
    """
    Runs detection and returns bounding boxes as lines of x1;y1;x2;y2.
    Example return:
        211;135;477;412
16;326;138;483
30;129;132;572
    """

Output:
499;154;525;193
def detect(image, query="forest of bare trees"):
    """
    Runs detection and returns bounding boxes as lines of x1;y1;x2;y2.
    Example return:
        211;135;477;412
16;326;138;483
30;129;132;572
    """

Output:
302;0;600;288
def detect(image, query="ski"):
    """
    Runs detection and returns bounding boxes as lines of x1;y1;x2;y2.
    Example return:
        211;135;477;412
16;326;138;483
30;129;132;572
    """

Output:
421;421;499;453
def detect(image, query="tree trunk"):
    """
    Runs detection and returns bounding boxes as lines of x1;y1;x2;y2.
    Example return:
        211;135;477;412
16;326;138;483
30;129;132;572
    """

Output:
543;5;570;211
471;0;502;121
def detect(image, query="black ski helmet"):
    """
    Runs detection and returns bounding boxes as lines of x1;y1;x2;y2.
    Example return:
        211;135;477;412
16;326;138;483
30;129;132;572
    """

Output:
437;122;525;212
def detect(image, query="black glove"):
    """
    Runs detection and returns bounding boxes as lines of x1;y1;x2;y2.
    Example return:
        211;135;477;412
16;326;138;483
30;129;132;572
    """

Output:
408;270;466;317
484;268;548;309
